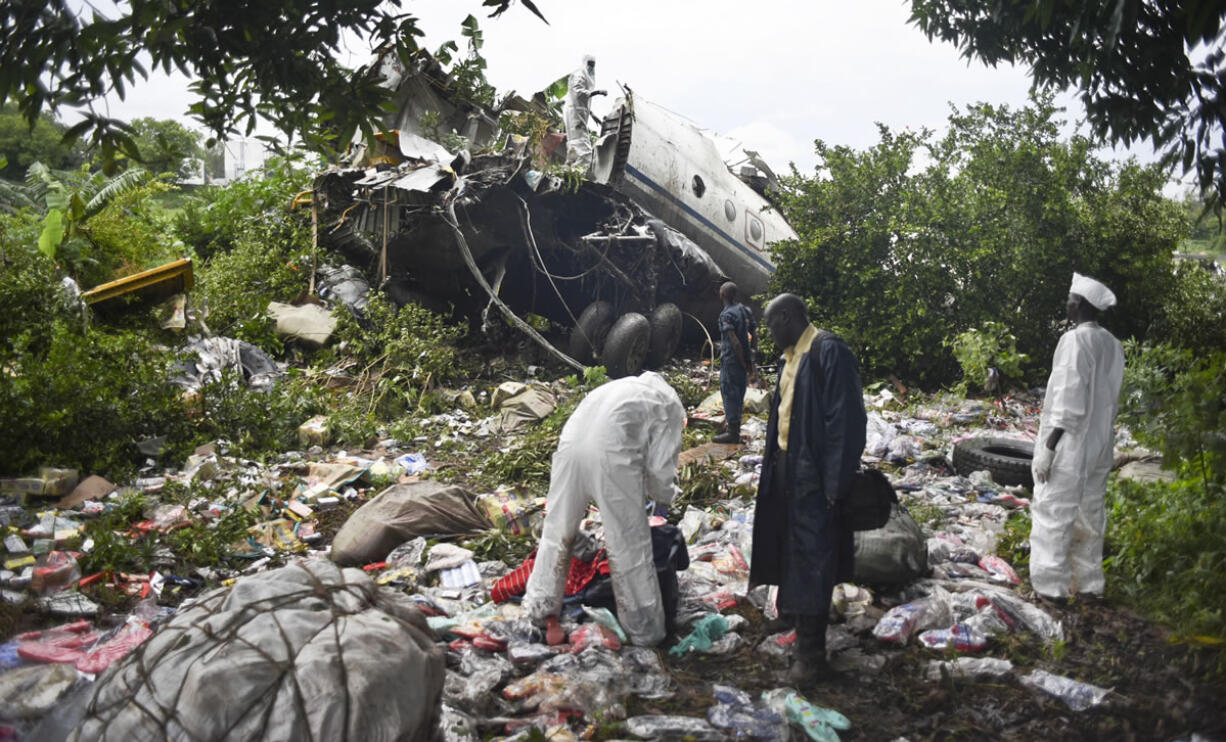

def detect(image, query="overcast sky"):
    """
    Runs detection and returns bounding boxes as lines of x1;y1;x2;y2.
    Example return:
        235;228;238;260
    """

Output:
98;0;1174;183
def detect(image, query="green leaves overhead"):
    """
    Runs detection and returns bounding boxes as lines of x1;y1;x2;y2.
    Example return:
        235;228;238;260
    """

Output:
0;0;546;169
907;0;1226;211
37;208;64;259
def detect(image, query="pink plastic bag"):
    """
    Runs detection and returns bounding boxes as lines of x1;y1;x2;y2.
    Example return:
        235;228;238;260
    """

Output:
76;621;153;674
979;555;1021;585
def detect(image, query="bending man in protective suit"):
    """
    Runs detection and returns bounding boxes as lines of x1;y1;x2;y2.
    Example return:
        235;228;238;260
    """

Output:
1029;272;1125;603
563;55;605;169
523;371;685;646
750;294;866;684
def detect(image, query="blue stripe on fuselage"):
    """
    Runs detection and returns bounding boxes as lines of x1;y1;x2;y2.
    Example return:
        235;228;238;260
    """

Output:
623;164;775;272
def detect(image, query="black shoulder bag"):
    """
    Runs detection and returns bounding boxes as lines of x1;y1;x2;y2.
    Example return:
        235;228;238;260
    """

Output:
811;330;898;531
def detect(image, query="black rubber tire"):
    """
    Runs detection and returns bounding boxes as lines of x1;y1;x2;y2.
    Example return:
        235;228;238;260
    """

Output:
602;312;650;378
952;437;1035;488
568;300;615;365
646;303;682;368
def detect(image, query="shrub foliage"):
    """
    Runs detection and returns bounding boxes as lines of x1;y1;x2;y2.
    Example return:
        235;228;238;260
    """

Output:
770;95;1186;388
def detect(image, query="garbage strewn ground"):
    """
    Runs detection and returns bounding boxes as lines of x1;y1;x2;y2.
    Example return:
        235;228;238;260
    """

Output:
1;357;1223;741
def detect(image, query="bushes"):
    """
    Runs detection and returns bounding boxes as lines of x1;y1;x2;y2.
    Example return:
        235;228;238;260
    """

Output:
184;156;317;345
947;321;1028;395
329;293;469;419
1118;341;1226;487
75;179;186;286
192;219;314;345
174;155;316;259
771;95;1185;389
1107;340;1226;643
1105;477;1226;640
0;246;190;476
1152;263;1226;359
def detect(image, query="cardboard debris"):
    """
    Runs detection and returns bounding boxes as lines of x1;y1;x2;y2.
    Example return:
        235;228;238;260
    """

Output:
298;416;332;447
1;468;79;499
267;301;337;348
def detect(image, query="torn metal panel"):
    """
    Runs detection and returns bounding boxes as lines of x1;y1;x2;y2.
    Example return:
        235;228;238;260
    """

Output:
81;258;194;307
392;166;453;193
315;154;725;335
398;133;455;164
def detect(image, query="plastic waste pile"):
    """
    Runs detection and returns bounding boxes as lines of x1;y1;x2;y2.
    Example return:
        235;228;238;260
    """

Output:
3;371;1146;738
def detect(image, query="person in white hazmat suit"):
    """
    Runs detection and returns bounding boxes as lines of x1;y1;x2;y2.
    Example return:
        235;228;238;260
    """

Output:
1029;272;1125;603
563;55;605;169
523;371;685;646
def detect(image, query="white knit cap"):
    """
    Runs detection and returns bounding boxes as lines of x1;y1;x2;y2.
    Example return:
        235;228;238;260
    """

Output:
1070;272;1116;310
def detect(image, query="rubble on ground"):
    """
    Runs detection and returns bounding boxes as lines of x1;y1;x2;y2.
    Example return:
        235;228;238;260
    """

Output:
0;359;1176;739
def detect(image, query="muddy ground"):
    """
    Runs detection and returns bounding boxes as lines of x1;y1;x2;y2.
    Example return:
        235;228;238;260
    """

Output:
654;598;1226;741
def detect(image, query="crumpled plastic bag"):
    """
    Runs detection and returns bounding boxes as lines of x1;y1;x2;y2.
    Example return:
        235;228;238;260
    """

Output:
669;614;730;657
1022;668;1111;711
872;586;953;644
761;688;851;742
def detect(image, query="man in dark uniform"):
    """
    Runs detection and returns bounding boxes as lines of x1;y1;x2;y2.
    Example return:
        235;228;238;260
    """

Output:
713;281;756;444
749;293;866;684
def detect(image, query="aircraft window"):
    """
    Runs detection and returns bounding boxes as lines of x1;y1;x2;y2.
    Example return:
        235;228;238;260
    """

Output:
692;175;706;197
748;215;764;243
724;200;736;221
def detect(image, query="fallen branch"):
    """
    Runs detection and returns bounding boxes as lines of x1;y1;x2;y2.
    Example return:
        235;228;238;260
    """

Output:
443;199;586;373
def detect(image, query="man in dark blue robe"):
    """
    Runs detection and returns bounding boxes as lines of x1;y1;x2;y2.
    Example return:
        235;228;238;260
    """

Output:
750;293;866;684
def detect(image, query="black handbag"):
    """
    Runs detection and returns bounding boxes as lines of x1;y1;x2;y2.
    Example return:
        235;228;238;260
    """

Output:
840;468;897;531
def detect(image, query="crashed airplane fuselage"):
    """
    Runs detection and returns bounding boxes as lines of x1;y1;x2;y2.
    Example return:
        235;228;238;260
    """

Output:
313;54;797;376
593;94;794;301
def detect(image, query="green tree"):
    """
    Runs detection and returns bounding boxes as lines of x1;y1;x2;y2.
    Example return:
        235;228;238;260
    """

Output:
0;0;544;170
0;104;82;180
908;1;1226;210
1178;191;1226;255
771;95;1186;388
129;117;202;179
18;162;172;286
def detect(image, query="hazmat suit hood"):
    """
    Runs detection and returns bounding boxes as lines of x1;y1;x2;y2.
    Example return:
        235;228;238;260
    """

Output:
635;371;685;430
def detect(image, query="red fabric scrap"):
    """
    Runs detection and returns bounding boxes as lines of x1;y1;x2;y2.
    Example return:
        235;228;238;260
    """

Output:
490;549;608;604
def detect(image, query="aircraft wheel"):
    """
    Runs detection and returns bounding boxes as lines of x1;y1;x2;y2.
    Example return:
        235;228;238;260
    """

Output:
568;301;614;365
646;303;682;368
602;312;650;378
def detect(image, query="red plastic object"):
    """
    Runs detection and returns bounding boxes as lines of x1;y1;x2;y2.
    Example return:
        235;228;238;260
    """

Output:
774;629;798;646
17;629;102;664
15;619;92;642
568;623;621;653
471;634;507;652
76;622;153;674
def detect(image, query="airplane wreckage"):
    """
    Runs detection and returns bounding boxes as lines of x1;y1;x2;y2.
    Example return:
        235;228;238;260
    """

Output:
312;53;798;377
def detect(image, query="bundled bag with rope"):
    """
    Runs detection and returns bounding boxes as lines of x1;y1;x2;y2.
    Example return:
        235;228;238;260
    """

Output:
71;559;444;742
